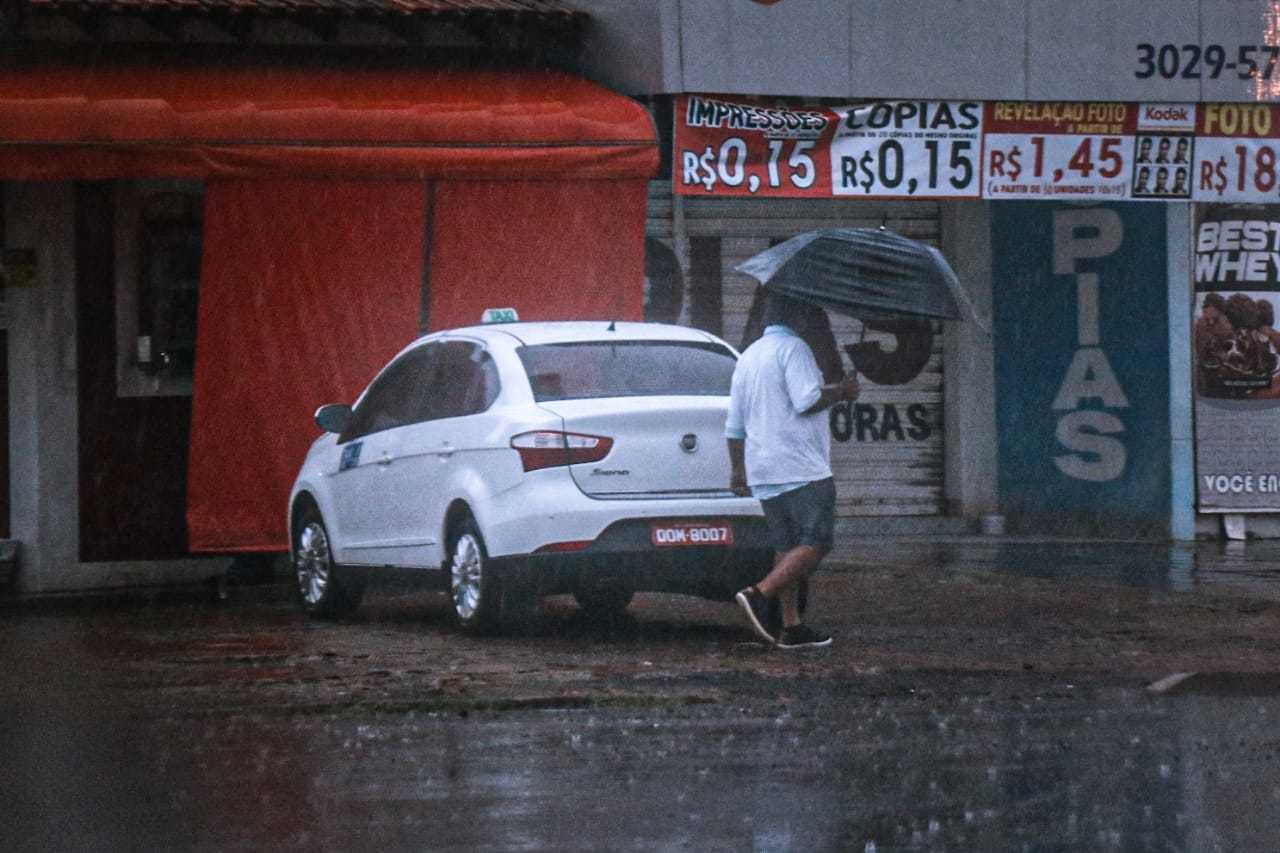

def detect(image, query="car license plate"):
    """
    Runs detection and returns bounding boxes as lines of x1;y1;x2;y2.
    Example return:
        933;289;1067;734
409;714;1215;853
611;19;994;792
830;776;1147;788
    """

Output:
650;521;734;547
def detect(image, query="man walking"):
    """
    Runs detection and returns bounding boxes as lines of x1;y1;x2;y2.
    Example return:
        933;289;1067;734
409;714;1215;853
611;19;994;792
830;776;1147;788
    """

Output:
726;292;859;649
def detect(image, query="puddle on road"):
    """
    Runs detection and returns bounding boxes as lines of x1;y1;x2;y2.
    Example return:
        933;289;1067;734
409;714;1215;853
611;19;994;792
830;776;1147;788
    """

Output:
6;542;1280;849
3;616;1278;851
6;675;1275;851
837;539;1280;598
1151;671;1280;697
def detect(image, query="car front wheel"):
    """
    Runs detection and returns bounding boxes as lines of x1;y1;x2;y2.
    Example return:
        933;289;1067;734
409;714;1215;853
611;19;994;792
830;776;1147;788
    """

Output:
293;507;363;618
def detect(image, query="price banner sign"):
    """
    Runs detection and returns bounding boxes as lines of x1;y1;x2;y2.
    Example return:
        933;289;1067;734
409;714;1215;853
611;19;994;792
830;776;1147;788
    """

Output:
1192;104;1280;203
674;95;838;197
674;96;1280;205
673;96;982;199
982;102;1137;201
829;101;982;198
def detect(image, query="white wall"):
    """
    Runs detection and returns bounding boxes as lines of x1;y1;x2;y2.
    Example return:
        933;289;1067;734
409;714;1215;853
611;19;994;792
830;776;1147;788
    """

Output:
579;0;1280;103
577;0;678;96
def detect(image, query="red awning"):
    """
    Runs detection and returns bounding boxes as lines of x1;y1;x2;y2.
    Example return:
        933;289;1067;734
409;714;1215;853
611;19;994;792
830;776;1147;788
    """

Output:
25;0;585;16
0;66;657;179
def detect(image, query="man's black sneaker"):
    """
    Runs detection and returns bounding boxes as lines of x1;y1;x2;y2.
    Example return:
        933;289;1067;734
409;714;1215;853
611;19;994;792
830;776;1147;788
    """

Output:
777;624;832;650
734;586;777;644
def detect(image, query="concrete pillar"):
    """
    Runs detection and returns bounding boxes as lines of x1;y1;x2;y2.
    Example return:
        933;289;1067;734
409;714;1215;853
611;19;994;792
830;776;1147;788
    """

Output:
1166;203;1195;541
941;200;998;518
7;182;80;593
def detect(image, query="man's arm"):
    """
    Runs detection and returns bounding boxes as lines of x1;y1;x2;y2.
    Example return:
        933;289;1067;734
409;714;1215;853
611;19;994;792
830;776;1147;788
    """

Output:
782;338;860;416
801;373;860;415
728;438;750;496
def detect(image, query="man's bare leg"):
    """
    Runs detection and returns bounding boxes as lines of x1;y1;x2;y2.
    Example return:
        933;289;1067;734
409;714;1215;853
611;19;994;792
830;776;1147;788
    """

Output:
778;586;801;629
748;545;828;629
756;545;824;597
736;546;830;643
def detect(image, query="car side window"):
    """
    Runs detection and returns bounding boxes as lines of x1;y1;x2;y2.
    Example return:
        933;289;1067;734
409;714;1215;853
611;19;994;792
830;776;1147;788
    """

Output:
432;341;501;419
341;345;438;442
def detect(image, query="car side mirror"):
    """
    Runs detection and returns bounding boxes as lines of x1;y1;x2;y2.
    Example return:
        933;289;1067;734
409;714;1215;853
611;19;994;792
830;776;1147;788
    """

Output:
314;403;353;434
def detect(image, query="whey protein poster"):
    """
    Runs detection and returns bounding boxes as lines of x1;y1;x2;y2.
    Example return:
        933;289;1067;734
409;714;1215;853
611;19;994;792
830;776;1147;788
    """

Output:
1194;204;1280;510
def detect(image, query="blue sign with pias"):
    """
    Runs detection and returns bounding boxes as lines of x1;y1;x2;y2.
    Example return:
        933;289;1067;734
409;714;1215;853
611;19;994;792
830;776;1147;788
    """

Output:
993;202;1170;530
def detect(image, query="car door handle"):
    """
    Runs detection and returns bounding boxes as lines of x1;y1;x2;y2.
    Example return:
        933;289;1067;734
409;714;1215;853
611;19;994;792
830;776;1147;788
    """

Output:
438;442;456;457
377;452;394;467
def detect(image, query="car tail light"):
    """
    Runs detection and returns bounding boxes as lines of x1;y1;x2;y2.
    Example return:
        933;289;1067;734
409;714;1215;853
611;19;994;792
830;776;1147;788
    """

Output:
510;430;613;472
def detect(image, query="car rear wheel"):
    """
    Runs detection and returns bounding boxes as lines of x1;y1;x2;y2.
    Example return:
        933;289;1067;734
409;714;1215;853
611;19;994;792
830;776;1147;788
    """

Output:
293;507;363;618
448;516;502;633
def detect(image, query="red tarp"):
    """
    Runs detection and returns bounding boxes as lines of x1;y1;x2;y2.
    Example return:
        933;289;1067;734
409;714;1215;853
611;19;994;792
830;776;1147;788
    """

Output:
0;66;656;180
428;180;647;329
188;180;427;552
188;177;649;552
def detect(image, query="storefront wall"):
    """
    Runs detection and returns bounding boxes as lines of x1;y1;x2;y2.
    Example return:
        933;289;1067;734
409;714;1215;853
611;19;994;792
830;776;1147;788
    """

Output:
6;173;652;592
585;0;1280;538
0;67;657;591
17;2;1280;593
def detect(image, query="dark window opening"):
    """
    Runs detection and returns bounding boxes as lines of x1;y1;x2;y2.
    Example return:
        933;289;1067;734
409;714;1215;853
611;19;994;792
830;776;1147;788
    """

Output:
137;189;202;382
644;237;684;324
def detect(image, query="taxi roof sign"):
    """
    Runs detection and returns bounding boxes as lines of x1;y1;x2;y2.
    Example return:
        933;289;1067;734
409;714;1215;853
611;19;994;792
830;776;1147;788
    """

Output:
481;307;519;324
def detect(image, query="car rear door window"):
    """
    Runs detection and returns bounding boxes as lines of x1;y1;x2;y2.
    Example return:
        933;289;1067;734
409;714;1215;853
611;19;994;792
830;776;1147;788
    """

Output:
432;341;500;419
517;340;736;401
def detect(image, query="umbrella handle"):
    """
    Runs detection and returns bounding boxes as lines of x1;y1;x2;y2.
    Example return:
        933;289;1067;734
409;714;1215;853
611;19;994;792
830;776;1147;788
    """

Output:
838;371;860;402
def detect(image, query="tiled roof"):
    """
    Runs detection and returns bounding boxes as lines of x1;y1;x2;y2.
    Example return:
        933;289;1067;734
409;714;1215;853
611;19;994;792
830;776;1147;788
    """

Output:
23;0;585;16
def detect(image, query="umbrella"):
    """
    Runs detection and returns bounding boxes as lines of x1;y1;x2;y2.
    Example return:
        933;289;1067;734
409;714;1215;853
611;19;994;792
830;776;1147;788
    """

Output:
734;227;988;331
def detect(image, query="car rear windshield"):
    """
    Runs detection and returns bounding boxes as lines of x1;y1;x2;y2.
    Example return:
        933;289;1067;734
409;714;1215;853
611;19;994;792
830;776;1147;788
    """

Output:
517;340;737;401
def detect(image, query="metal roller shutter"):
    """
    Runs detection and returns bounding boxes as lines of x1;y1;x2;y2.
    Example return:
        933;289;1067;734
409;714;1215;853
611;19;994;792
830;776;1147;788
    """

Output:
647;183;946;518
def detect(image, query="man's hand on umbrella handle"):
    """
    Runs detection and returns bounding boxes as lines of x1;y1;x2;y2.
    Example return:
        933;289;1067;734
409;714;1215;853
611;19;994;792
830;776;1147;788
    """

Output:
805;373;862;415
839;373;860;402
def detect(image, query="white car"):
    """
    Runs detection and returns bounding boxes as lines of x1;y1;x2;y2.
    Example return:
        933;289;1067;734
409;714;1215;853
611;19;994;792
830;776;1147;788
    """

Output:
288;319;772;630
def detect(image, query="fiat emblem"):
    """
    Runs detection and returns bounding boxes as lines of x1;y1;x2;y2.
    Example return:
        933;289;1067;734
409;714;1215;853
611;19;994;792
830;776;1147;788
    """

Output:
680;433;698;453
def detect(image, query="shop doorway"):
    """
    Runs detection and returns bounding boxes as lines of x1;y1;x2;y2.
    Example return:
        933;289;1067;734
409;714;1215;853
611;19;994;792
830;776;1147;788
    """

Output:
76;183;192;561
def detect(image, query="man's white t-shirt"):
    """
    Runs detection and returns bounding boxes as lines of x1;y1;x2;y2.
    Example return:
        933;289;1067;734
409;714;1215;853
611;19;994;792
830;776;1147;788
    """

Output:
724;325;832;496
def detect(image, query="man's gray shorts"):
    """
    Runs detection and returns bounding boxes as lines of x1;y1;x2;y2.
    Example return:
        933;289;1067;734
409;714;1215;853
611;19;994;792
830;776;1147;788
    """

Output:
759;477;836;553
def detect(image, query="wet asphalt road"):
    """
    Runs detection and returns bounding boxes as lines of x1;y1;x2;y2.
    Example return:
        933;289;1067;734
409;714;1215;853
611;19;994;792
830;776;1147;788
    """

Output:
3;539;1280;851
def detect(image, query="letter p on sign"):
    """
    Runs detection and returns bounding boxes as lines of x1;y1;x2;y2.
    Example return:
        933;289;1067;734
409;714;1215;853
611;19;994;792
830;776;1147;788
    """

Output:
1053;209;1124;275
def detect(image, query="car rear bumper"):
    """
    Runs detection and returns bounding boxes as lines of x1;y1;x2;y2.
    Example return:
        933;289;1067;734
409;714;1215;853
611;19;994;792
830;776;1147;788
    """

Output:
473;469;766;559
469;474;772;599
493;516;774;600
